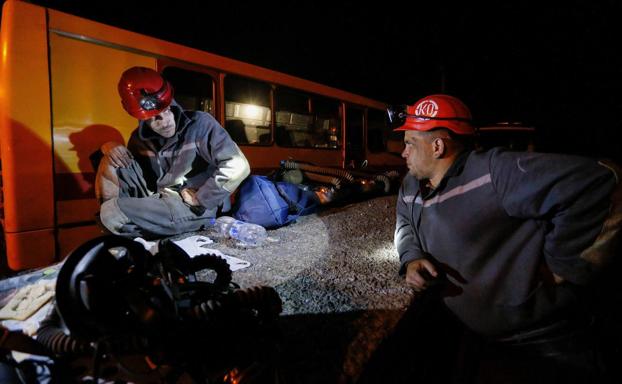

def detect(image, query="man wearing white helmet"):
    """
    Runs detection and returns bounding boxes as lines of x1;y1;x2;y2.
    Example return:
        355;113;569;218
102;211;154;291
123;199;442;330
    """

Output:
391;94;620;382
95;67;250;238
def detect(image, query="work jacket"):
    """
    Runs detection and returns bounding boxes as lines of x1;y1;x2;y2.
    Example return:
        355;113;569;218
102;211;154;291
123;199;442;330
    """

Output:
128;101;250;214
395;148;619;336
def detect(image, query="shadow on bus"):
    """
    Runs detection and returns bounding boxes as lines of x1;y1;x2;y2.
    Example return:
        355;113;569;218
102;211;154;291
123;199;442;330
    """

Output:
0;121;126;274
64;124;126;200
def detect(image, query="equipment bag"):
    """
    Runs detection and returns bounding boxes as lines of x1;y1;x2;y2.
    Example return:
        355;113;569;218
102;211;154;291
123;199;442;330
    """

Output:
233;175;318;229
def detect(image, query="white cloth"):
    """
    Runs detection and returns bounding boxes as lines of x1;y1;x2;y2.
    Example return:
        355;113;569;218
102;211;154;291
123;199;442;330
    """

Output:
134;235;251;271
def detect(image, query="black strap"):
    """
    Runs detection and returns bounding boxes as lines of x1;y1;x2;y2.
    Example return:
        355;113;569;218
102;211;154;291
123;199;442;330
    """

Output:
274;182;301;214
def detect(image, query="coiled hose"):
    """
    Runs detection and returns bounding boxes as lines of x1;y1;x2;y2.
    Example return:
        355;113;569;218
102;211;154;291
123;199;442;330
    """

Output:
191;286;282;321
302;171;343;188
189;254;232;290
281;160;354;182
375;174;391;193
346;169;392;193
229;286;282;320
37;310;91;355
37;309;148;356
282;160;397;193
192;297;224;320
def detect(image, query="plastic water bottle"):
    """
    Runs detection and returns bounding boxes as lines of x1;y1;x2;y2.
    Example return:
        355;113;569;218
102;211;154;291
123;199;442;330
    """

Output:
214;216;267;246
214;216;236;237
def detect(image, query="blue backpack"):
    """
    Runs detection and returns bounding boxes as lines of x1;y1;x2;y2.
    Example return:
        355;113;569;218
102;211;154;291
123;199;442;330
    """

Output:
233;175;318;229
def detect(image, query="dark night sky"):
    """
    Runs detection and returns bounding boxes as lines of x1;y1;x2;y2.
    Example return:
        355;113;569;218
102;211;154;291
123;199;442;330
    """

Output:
12;1;622;161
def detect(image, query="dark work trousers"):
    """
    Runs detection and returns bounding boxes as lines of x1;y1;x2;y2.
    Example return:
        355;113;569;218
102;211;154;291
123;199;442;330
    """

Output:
98;161;217;239
453;313;613;384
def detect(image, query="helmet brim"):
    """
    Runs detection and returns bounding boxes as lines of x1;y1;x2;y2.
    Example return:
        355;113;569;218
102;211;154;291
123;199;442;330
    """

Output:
393;119;475;135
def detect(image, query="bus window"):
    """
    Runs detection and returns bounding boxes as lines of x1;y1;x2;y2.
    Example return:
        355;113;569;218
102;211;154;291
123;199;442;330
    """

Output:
275;87;313;147
346;107;365;165
367;108;387;152
368;108;403;154
311;96;341;149
224;75;272;145
162;67;214;115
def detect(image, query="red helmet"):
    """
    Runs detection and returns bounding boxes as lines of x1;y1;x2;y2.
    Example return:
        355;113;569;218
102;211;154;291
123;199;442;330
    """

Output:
390;94;475;135
118;67;174;120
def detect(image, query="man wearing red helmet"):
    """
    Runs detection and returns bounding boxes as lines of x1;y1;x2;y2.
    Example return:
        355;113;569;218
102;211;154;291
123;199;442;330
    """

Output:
95;67;250;237
392;94;620;381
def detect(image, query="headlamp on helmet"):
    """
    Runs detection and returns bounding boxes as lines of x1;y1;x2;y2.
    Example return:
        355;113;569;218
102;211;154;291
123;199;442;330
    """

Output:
118;67;174;120
386;105;408;127
139;83;169;112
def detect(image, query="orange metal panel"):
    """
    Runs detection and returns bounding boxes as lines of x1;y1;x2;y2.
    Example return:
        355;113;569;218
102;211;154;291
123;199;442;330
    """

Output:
240;146;343;169
57;224;104;261
0;1;55;232
56;199;99;226
50;34;154;174
49;33;153;223
5;229;55;270
46;8;386;110
365;152;405;168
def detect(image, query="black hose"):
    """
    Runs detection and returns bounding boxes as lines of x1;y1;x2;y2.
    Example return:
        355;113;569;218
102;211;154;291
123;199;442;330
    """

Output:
36;311;91;355
229;286;283;320
191;286;282;321
344;169;393;193
37;310;148;356
301;171;343;188
0;327;50;357
191;297;225;321
373;174;391;193
281;160;354;182
189;254;232;290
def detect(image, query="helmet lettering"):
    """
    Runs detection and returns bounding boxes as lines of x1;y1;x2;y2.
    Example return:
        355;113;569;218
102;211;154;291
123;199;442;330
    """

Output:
415;100;439;117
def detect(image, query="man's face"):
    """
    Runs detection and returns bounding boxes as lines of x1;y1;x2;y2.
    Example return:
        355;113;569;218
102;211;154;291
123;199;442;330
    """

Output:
402;130;435;179
145;107;176;138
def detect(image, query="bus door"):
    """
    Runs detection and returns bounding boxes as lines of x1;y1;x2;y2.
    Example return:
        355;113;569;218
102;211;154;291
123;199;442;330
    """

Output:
345;106;365;168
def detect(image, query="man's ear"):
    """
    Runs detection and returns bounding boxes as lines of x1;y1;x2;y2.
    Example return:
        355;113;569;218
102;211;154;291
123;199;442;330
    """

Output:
432;138;447;158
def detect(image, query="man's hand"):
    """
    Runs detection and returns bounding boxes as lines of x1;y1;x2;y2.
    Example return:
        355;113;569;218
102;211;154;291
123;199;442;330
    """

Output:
180;188;201;207
405;259;438;292
101;142;132;168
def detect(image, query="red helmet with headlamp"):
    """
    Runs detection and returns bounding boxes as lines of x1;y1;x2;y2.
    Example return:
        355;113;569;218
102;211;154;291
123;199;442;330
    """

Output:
118;67;174;120
388;94;475;135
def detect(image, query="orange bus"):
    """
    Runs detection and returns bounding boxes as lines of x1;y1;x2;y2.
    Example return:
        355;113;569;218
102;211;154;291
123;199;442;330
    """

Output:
0;0;402;271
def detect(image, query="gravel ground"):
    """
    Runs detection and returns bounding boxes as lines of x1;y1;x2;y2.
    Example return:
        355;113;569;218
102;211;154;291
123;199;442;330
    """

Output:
191;194;414;383
0;195;414;383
